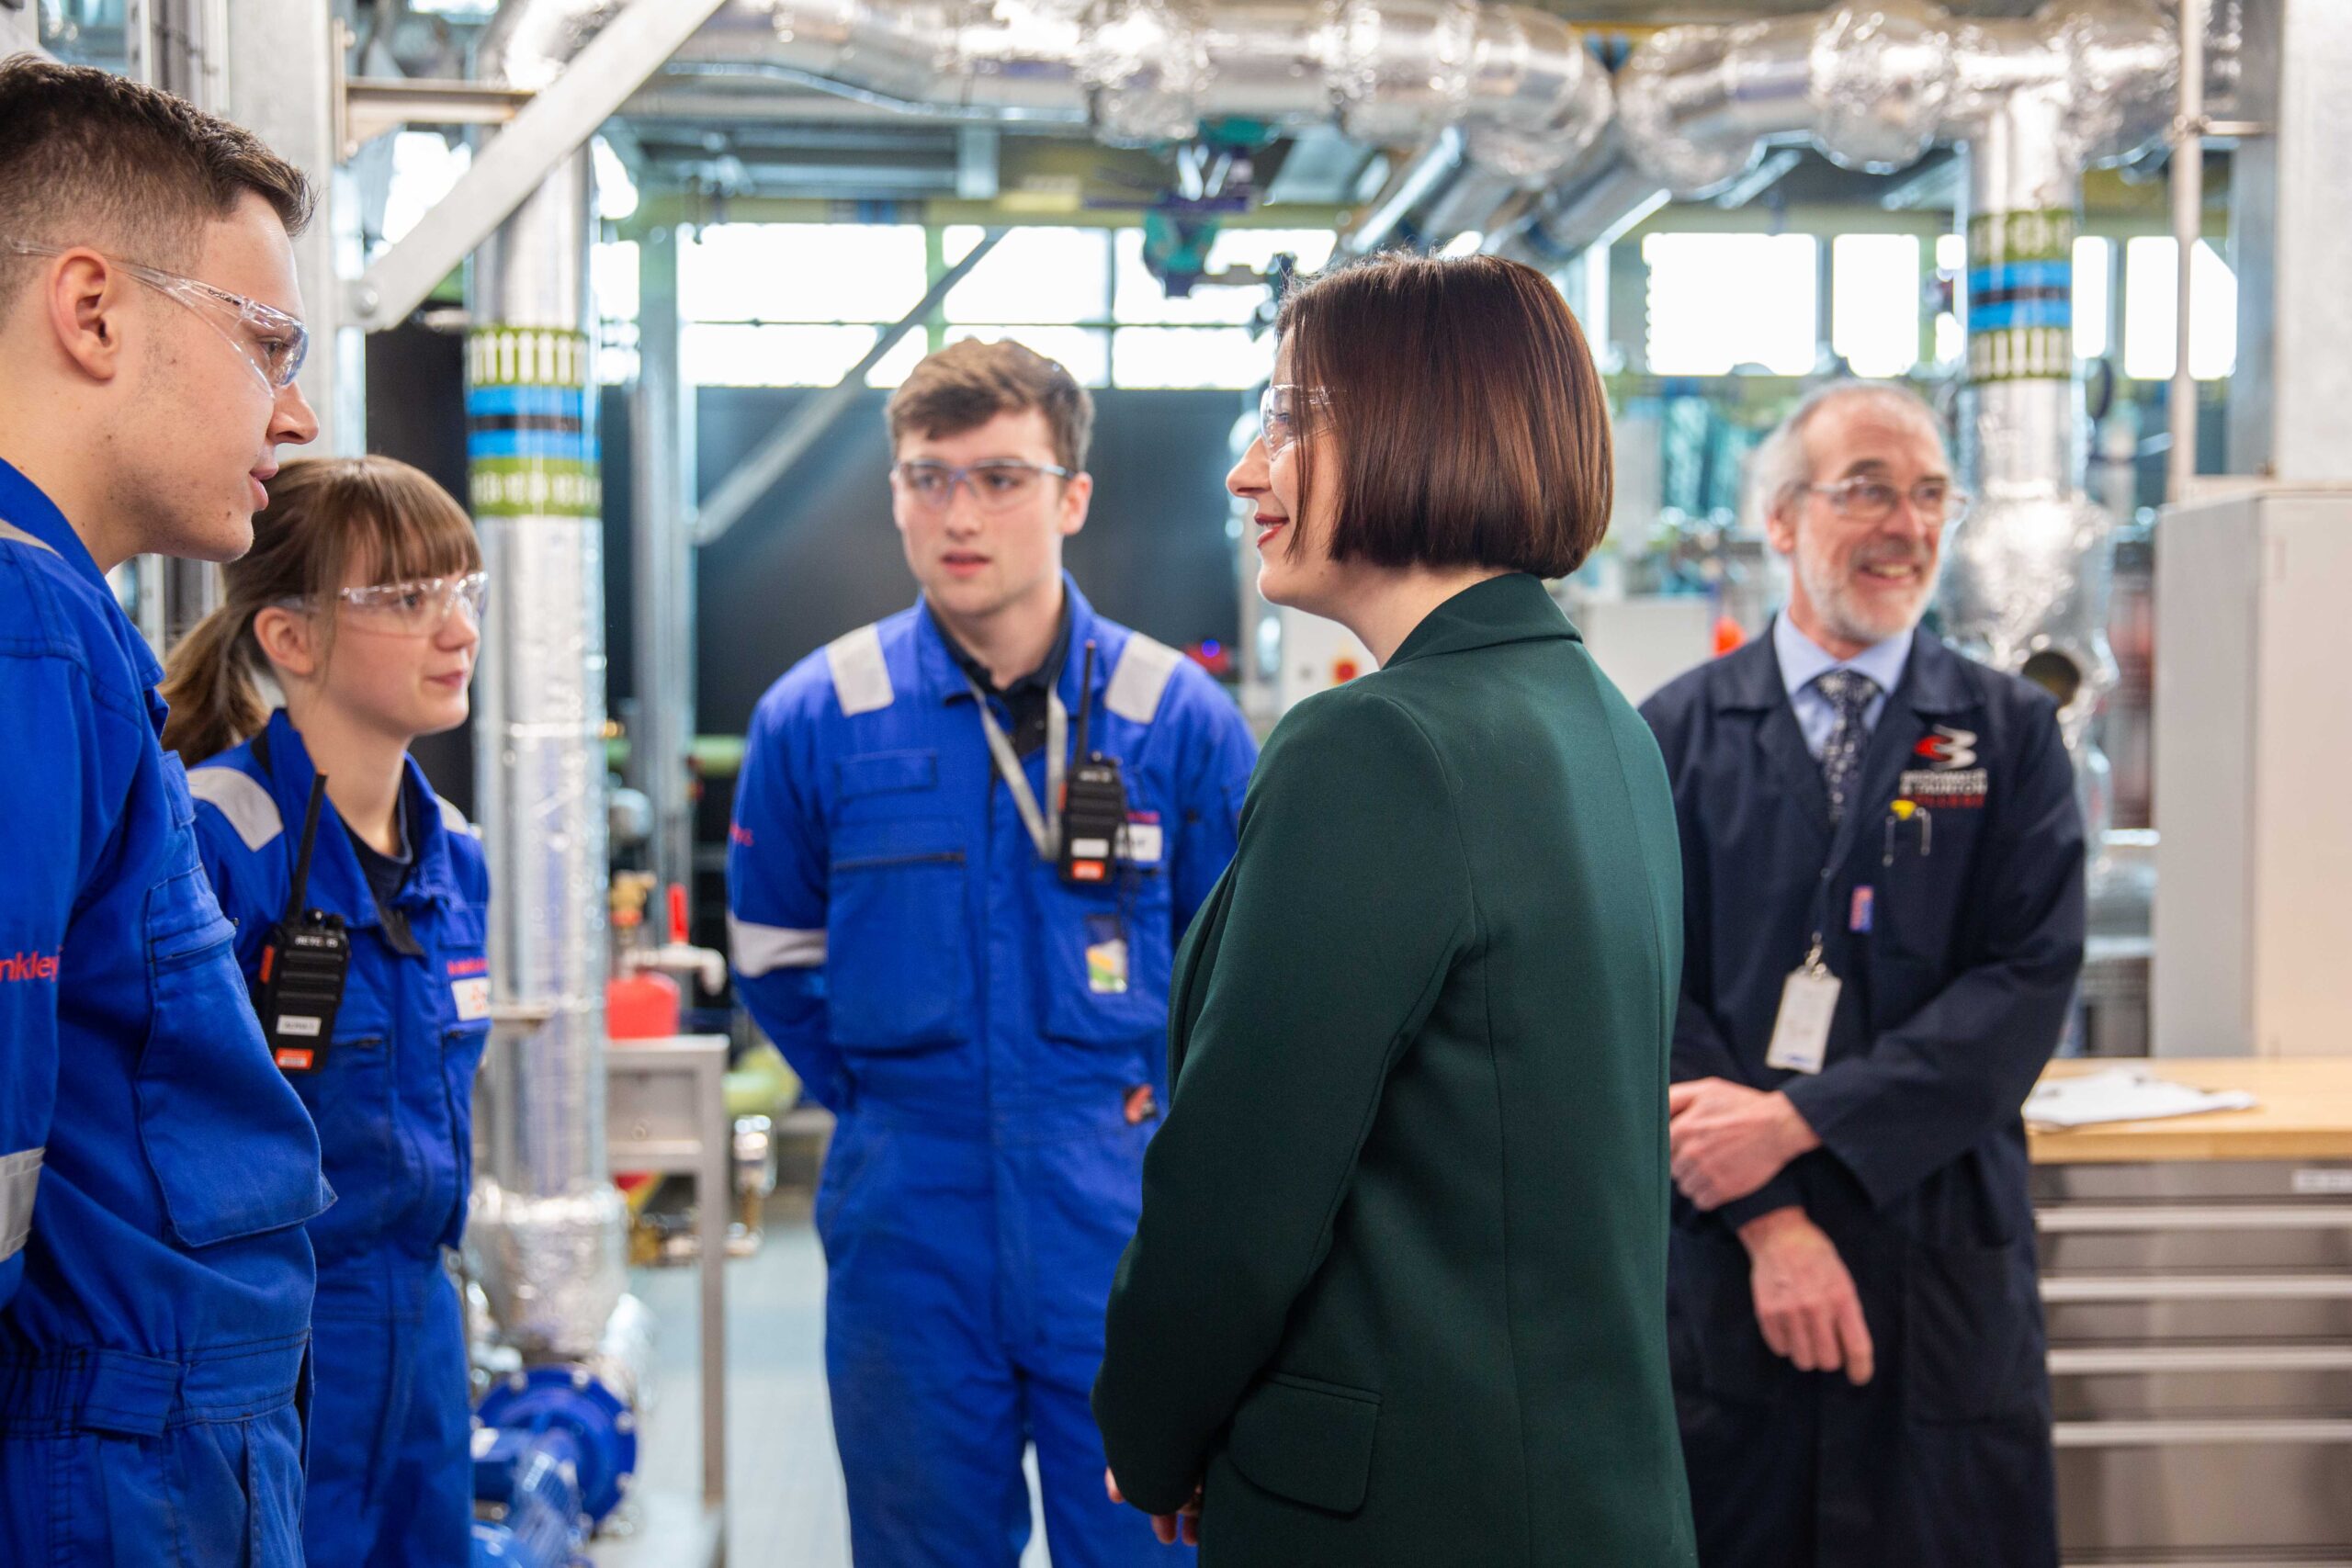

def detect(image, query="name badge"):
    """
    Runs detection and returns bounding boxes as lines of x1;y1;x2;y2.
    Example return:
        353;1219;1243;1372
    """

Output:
1084;913;1129;996
1122;812;1164;867
452;977;492;1021
1766;963;1840;1076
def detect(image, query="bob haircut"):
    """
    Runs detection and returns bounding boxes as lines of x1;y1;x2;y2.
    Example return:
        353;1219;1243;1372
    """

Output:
1277;252;1612;578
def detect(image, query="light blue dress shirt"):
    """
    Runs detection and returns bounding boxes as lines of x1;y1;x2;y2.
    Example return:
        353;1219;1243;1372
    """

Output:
1772;613;1914;761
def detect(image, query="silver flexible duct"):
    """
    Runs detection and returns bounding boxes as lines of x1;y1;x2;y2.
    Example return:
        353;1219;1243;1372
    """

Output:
1615;0;2176;203
1614;0;2174;820
668;0;1611;188
1939;83;2124;841
465;0;628;1361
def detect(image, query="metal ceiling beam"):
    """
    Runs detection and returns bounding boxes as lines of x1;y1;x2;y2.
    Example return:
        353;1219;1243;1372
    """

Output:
346;0;730;332
343;77;534;154
0;2;51;62
695;231;1004;547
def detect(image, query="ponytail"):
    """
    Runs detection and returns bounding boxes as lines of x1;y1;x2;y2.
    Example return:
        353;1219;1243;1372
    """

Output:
159;604;268;763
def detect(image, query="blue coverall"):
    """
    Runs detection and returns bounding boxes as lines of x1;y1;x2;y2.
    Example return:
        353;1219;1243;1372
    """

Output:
729;579;1258;1567
1641;625;2086;1568
191;709;492;1568
0;457;331;1564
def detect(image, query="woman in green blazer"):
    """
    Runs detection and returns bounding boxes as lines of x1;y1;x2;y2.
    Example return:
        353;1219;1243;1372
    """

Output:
1093;254;1697;1567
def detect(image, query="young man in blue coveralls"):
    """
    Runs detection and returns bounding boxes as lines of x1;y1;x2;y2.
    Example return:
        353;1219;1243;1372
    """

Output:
729;338;1260;1566
0;58;332;1563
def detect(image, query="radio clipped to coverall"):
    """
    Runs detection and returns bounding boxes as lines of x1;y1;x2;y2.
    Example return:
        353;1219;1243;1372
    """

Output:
1057;640;1131;886
255;773;351;1073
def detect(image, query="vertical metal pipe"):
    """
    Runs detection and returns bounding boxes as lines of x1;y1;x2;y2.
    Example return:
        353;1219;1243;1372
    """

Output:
466;142;628;1355
1942;82;2120;848
2167;0;2206;500
629;222;697;906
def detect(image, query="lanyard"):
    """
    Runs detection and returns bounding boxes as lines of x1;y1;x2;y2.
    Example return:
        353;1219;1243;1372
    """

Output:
968;680;1067;863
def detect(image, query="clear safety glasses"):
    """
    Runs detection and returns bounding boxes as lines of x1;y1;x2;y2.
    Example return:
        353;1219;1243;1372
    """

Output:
1259;383;1329;459
891;459;1074;513
286;571;488;637
2;237;310;395
1804;477;1973;527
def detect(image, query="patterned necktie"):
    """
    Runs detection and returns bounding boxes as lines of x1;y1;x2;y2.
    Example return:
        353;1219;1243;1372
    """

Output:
1815;669;1883;827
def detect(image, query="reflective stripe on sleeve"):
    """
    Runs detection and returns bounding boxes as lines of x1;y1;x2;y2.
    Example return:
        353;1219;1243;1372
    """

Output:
0;519;60;557
186;766;285;851
729;915;827;976
1105;633;1182;724
0;1146;41;1263
435;794;480;839
826;625;895;716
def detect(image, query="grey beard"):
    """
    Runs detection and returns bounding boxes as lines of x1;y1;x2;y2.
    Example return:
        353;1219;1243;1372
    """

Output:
1799;547;1932;648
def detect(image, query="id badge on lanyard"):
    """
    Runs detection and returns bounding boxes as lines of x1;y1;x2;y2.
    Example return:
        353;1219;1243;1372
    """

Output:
970;681;1067;863
1766;939;1839;1075
1769;823;1857;1075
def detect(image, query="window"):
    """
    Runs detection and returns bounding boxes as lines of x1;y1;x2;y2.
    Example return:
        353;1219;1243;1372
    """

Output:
593;241;641;324
943;227;1111;324
944;325;1111;389
1643;233;1819;376
1110;328;1269;390
683;323;886;388
683;224;929;325
1830;234;1921;378
1109;228;1330;331
664;221;1318;389
592;241;640;386
2073;236;2111;361
379;133;470;252
2122;237;2237;380
591;136;638;222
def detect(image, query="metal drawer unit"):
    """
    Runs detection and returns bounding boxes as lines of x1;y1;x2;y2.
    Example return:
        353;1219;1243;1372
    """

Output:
2036;1161;2352;1565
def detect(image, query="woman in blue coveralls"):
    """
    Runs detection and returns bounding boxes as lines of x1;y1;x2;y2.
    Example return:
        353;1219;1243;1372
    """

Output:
161;455;492;1568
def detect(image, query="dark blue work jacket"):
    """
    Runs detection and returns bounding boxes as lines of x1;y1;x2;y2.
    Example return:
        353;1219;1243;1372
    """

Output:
1641;625;2086;1568
189;711;492;1273
0;459;327;1378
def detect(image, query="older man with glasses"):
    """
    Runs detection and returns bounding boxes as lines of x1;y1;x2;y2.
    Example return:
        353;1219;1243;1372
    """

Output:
1640;380;2086;1568
725;337;1258;1567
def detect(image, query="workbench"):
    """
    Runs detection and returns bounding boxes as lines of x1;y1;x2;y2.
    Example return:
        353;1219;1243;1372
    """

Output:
2027;1056;2352;1566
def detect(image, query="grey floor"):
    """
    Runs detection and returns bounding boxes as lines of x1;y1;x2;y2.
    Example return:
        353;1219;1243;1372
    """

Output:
612;1190;1052;1568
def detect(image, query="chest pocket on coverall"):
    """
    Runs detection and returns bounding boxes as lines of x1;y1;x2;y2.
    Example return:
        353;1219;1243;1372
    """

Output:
138;755;325;1248
1037;787;1171;1046
826;750;972;1053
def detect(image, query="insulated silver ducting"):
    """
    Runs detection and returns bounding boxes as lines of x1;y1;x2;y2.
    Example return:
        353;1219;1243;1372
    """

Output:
1616;0;2175;202
1613;0;2174;818
464;0;628;1361
1939;83;2121;819
668;0;1611;188
1494;143;1669;267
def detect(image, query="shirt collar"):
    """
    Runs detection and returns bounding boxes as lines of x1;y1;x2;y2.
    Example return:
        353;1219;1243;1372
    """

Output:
920;573;1092;706
0;456;104;586
938;593;1073;700
257;709;460;913
1772;612;1913;703
0;456;161;695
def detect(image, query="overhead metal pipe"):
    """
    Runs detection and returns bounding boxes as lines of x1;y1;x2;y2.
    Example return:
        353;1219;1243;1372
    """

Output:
1492;147;1668;268
1613;0;2177;204
665;0;1614;191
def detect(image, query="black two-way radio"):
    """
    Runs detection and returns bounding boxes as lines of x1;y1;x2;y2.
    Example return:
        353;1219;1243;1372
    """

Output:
255;774;351;1074
1057;639;1131;886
